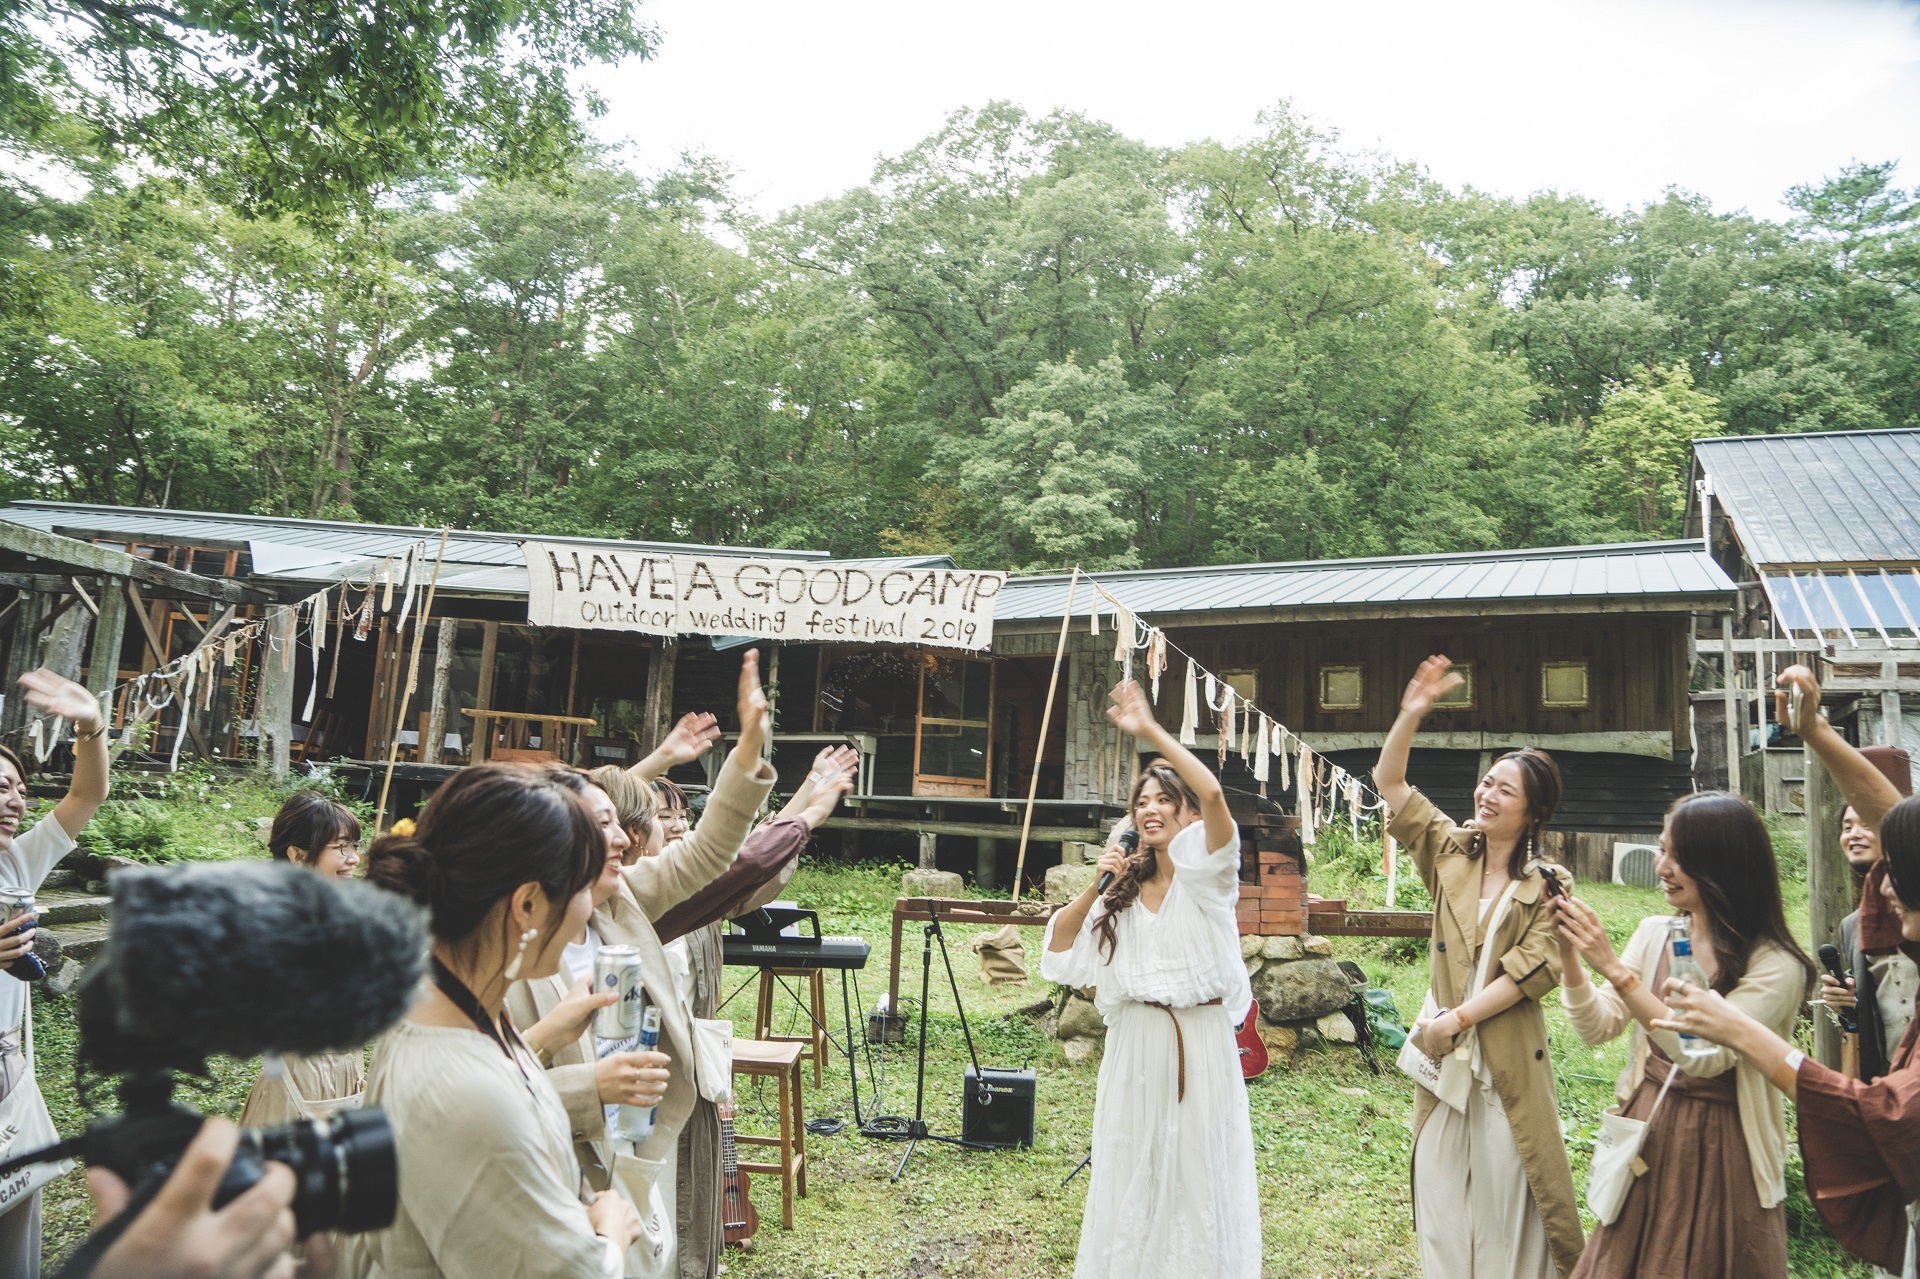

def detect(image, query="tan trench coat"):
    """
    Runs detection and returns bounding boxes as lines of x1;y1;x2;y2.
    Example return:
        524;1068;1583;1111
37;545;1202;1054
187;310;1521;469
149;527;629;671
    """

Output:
505;753;777;1187
1390;789;1584;1277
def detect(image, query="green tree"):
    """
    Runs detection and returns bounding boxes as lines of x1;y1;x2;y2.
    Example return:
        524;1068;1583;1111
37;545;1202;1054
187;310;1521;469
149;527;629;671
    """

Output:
1583;362;1723;537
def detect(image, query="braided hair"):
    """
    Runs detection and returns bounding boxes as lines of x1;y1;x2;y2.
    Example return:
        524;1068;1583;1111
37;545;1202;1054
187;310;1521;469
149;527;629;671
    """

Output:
1093;760;1202;962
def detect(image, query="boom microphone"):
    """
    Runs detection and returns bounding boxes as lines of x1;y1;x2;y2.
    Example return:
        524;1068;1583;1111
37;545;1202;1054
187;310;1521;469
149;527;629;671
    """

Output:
87;860;428;1073
1098;828;1140;895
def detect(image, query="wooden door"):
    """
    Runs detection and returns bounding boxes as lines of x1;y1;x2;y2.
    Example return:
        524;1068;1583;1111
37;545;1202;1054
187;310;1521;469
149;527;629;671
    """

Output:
913;655;993;798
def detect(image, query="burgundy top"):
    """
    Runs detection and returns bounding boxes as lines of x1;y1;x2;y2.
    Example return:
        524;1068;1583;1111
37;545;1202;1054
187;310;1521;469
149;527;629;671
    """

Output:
650;818;811;944
1795;945;1920;1272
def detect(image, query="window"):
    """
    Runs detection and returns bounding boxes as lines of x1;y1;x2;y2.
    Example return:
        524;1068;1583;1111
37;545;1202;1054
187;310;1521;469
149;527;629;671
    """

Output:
1318;665;1364;712
915;655;992;795
1434;661;1475;710
1541;660;1590;708
1221;669;1258;703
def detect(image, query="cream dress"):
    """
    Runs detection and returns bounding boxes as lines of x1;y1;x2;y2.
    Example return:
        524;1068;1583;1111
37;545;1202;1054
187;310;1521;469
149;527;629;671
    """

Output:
346;1019;623;1279
238;1050;364;1126
1040;819;1260;1279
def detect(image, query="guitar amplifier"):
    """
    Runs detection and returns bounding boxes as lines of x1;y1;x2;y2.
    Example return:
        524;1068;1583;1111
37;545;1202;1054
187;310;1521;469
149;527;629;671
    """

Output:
961;1065;1036;1149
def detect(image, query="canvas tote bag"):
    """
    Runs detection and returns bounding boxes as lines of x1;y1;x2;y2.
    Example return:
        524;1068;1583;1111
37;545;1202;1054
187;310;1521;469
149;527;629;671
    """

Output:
1397;876;1524;1113
0;988;72;1216
1587;1055;1678;1225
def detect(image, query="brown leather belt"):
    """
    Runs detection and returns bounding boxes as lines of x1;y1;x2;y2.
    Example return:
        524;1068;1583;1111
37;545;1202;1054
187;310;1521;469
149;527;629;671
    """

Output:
1144;998;1223;1102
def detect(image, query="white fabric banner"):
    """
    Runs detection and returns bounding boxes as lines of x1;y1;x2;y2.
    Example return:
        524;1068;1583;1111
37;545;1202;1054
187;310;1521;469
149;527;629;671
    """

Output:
521;544;1004;650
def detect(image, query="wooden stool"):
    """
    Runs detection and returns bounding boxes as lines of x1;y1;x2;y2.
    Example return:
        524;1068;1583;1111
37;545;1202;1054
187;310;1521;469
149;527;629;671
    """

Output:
752;967;830;1088
729;1039;807;1229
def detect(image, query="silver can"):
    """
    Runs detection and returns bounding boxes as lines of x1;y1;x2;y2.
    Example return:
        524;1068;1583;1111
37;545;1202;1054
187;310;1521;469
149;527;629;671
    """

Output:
0;888;34;930
592;944;645;1039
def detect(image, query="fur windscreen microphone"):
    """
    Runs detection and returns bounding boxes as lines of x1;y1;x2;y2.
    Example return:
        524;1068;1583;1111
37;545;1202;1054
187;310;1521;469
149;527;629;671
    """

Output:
1099;828;1140;895
88;860;429;1073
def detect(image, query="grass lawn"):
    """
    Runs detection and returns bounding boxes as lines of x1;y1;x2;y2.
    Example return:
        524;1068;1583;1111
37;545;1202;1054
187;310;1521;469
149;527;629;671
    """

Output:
32;803;1874;1277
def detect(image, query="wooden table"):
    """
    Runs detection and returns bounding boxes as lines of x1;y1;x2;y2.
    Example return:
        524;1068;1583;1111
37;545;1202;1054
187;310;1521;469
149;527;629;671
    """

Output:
461;708;599;764
886;897;1063;1029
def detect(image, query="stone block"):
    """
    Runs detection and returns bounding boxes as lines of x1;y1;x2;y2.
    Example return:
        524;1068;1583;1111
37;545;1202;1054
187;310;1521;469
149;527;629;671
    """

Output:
1251;957;1353;1024
1302;934;1334;957
1244;955;1263;976
1316;1010;1358;1044
1256;1022;1298;1060
1240;934;1264;960
1056;993;1107;1043
901;869;964;899
1062;1036;1100;1064
1261;935;1304;961
1044;863;1098;902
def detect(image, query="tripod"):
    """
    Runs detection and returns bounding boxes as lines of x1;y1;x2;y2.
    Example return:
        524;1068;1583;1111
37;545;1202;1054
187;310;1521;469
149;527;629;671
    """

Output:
861;900;993;1182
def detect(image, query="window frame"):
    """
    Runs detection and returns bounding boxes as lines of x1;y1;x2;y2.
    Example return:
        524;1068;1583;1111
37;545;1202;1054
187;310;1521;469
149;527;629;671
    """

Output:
1540;659;1591;709
1317;664;1365;712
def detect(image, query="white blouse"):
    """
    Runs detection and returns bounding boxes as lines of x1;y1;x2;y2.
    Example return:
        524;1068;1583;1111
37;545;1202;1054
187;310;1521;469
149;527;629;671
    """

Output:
349;1019;623;1279
1041;819;1251;1027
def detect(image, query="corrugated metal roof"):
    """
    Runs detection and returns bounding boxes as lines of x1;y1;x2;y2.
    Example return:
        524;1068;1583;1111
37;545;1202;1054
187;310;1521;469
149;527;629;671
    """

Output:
995;541;1733;622
1694;428;1920;567
0;502;955;597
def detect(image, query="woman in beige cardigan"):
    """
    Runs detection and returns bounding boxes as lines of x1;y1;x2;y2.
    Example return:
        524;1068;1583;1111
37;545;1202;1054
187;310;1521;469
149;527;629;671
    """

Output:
509;652;778;1275
1376;656;1584;1278
1555;791;1814;1278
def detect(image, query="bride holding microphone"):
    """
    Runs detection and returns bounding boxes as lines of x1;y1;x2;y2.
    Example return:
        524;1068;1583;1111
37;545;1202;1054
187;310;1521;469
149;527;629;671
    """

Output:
1042;679;1260;1279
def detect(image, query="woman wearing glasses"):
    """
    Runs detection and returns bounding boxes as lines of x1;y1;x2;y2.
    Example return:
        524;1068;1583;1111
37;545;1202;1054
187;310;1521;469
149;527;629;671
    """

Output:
239;789;369;1126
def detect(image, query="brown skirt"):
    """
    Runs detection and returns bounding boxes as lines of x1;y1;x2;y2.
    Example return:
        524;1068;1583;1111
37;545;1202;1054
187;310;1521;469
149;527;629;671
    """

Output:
1570;1051;1787;1279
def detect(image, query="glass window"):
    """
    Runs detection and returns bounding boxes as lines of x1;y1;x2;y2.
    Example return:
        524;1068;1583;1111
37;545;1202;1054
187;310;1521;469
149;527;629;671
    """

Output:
1542;660;1590;708
917;723;990;780
1434;662;1474;710
1318;666;1364;712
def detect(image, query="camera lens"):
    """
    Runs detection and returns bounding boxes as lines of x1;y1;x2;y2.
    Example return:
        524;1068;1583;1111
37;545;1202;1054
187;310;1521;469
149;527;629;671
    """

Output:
248;1107;397;1236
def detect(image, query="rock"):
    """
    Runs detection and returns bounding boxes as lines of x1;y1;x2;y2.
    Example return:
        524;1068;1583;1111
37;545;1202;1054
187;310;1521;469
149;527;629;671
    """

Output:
100;855;141;876
1262;935;1304;961
255;817;274;846
1243;955;1263;976
1251;957;1353;1024
901;869;964;899
1239;934;1264;960
44;957;83;999
1302;934;1334;957
1062;1036;1100;1064
1056;993;1106;1043
1316;1011;1358;1044
1256;1022;1298;1060
1044;863;1098;902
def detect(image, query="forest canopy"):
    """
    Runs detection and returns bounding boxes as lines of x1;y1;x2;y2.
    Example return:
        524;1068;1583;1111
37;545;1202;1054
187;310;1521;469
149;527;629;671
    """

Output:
2;79;1915;569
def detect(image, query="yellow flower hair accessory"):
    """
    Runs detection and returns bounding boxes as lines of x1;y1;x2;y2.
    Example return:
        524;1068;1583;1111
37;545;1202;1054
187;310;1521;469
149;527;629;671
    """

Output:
388;818;417;838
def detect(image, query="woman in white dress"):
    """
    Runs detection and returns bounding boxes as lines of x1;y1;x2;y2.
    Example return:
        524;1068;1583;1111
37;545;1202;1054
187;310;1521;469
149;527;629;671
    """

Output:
355;763;641;1278
1042;679;1260;1279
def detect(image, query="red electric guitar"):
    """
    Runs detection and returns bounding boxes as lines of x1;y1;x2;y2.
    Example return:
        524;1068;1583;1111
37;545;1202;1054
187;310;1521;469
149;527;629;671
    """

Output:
719;1096;758;1248
1236;1009;1269;1080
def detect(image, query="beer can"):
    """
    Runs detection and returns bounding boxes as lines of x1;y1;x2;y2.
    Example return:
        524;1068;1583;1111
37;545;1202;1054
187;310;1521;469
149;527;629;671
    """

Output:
592;945;645;1039
0;888;44;981
614;1005;664;1142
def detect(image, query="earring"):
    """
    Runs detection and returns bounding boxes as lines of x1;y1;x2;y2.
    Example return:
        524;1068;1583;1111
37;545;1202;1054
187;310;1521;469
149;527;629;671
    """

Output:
503;926;539;981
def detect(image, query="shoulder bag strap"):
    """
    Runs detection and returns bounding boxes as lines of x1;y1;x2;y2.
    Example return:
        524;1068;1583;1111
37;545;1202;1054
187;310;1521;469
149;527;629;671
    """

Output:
1472;876;1528;992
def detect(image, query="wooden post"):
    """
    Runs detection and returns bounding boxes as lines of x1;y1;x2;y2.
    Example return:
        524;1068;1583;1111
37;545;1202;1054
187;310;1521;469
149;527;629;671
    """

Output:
1805;743;1850;1069
975;836;997;890
565;632;581;718
1881;657;1903;749
1011;569;1079;900
643;636;678;753
0;591;45;737
917;831;937;870
475;620;499;761
87;576;127;704
258;605;295;776
425;618;458;765
1722;613;1741;796
44;594;89;685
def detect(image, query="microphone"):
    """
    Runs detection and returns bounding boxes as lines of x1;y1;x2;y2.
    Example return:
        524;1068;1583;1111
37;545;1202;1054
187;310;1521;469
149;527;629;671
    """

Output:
1816;943;1858;1034
1098;828;1139;895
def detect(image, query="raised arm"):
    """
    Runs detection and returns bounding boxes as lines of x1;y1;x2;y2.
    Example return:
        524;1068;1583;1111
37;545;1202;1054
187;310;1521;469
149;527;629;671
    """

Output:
1779;665;1904;830
1106;679;1232;853
771;745;857;824
628;712;721;784
21;669;110;836
1373;656;1461;812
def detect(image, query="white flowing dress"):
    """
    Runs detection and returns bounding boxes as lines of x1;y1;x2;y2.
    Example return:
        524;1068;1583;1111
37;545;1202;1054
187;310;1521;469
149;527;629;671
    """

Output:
1041;820;1261;1279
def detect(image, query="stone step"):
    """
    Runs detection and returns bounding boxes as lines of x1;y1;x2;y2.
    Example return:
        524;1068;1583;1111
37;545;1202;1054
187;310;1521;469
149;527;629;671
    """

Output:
45;919;110;964
36;888;110;927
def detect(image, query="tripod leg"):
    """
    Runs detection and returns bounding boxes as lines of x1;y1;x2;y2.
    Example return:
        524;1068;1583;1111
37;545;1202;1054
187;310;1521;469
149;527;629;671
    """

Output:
911;923;933;1132
891;1134;919;1183
1061;1150;1093;1188
841;968;862;1126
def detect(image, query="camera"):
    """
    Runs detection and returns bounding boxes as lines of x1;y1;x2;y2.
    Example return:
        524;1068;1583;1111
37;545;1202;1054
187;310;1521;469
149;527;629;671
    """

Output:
0;861;427;1273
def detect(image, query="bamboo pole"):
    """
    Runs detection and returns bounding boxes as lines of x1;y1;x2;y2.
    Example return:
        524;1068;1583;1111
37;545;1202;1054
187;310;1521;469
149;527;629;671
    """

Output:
1010;568;1080;902
374;530;451;833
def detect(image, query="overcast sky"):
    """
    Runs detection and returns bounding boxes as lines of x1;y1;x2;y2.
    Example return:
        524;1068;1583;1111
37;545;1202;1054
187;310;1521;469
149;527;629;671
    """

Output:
580;0;1920;222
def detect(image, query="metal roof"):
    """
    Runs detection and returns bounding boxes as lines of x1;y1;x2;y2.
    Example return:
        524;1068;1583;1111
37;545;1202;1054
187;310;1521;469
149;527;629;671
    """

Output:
1693;428;1920;568
994;541;1734;623
0;502;954;597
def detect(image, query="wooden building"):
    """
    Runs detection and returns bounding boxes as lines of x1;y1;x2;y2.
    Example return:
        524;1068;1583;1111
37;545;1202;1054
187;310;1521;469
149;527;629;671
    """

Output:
1685;427;1920;810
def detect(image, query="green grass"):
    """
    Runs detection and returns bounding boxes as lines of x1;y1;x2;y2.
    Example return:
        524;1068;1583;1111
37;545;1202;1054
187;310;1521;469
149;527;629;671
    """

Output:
32;808;1871;1276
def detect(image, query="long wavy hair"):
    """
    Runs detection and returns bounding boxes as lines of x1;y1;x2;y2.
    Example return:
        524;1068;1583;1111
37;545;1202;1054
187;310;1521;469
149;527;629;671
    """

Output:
1468;748;1563;880
1663;791;1815;995
1093;760;1202;963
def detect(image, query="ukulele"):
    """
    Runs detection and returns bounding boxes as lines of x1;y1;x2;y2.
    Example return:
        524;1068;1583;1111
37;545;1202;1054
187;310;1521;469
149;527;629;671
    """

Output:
1236;1008;1269;1080
719;1096;758;1248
